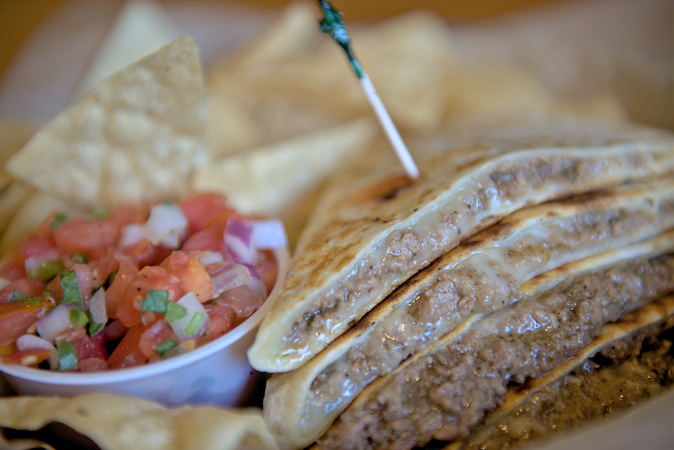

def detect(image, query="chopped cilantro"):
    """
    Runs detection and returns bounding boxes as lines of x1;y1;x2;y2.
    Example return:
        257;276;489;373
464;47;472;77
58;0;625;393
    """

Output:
28;260;64;283
51;213;69;229
139;289;186;322
164;302;187;323
9;289;27;301
184;312;204;336
140;289;170;313
69;308;89;328
72;252;88;264
87;208;109;219
60;270;82;307
9;290;42;305
154;337;178;356
56;340;78;371
89;321;103;336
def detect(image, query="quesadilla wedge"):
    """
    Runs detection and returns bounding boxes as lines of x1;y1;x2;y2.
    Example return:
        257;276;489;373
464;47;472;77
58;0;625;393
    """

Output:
263;178;674;449
315;232;674;449
248;114;673;373
447;297;674;450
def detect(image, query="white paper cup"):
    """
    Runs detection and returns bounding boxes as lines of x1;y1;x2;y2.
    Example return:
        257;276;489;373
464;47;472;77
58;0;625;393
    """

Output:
0;246;289;407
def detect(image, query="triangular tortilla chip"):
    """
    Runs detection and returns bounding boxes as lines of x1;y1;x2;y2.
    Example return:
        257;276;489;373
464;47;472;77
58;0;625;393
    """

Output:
72;0;176;98
6;35;207;209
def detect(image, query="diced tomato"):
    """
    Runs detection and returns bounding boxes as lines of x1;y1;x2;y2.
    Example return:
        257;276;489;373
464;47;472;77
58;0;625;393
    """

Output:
18;234;56;260
53;217;120;261
92;319;128;348
138;320;179;359
104;254;139;320
2;347;51;366
161;252;214;302
72;264;94;304
108;204;147;229
181;226;222;253
122;239;171;268
87;251;120;289
206;208;240;236
0;342;15;356
178;192;232;234
45;274;63;302
79;357;107;372
199;304;236;344
56;328;108;362
0;298;51;345
255;250;278;296
116;266;183;327
0;248;26;280
0;278;45;303
107;324;148;369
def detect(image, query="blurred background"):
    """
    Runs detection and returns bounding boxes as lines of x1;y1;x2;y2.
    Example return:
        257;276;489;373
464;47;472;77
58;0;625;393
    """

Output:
0;0;568;77
0;0;671;129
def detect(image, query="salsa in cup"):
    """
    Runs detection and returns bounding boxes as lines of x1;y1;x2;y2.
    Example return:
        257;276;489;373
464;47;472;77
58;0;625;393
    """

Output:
0;192;286;372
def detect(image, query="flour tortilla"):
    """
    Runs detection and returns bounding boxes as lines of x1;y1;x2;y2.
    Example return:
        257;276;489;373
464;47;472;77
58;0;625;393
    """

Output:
248;114;674;373
263;179;674;450
314;232;673;449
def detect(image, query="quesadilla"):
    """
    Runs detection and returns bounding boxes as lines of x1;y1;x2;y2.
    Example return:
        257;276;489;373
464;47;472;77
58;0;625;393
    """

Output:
263;177;674;449
314;232;674;449
248;114;674;373
449;300;674;450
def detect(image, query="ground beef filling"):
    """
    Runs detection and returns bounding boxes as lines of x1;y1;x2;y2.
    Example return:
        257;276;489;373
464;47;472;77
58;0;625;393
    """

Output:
306;206;657;418
460;319;674;450
283;154;617;348
317;255;673;450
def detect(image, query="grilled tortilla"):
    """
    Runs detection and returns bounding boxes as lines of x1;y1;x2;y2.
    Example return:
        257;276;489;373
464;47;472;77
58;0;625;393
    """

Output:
248;114;674;373
263;178;674;450
315;233;674;449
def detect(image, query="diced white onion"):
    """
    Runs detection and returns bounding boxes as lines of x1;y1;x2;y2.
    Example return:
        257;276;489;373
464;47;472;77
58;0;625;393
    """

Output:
251;219;287;249
16;334;58;369
199;251;224;266
141;203;188;249
88;288;107;335
216;286;263;318
119;223;144;247
223;218;258;265
169;292;211;342
210;263;252;297
16;334;55;352
0;278;9;290
246;278;267;300
35;304;75;343
24;248;61;273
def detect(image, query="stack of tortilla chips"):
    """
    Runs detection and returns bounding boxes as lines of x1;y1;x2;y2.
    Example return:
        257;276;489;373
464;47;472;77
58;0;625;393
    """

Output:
250;111;673;450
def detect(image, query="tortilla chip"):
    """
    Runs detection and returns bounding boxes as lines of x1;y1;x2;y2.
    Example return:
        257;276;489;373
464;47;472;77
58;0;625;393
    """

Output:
73;0;176;98
0;191;82;256
218;2;320;71
5;36;207;210
0;393;278;450
193;118;376;217
0;182;34;246
0;118;38;191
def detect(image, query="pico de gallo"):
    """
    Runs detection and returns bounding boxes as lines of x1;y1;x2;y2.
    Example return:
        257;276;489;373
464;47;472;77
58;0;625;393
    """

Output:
0;192;285;372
